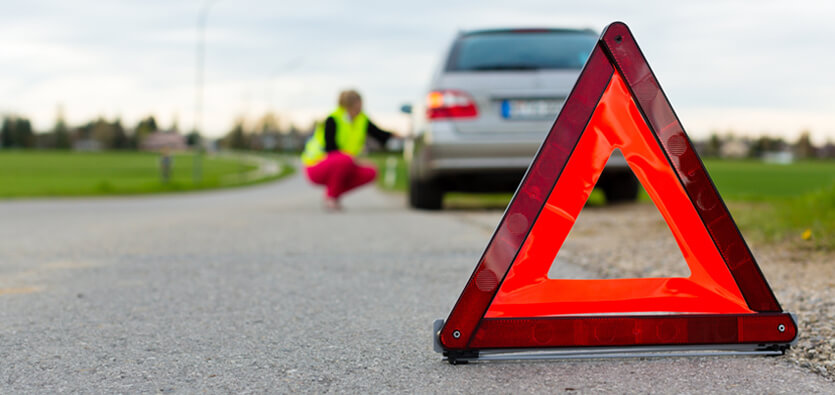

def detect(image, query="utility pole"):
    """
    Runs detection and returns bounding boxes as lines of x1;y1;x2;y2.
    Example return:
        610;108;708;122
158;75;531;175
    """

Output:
193;0;220;184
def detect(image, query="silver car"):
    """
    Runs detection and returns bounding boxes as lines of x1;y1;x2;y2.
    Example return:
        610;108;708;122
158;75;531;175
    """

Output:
402;28;637;210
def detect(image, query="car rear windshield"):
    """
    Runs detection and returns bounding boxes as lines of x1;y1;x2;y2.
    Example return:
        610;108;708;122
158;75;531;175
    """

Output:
446;30;597;71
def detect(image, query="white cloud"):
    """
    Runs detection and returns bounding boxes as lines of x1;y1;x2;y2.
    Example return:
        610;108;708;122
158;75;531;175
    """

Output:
0;0;834;141
0;25;101;71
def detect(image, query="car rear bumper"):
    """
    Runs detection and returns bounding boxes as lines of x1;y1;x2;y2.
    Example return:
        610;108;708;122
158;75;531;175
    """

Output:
410;136;630;181
430;156;536;172
425;139;540;172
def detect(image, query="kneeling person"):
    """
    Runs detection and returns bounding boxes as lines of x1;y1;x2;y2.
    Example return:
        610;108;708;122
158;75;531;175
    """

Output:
301;89;394;210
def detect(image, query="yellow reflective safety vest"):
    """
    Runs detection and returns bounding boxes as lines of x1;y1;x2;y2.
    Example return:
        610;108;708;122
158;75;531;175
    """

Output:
301;107;369;166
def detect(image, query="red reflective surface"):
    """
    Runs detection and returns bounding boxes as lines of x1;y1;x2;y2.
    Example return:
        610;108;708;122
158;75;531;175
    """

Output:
486;73;751;318
469;313;796;349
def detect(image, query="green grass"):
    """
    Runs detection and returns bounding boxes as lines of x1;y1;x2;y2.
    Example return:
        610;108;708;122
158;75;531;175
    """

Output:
779;184;835;248
371;152;835;248
698;159;835;200
695;160;835;249
368;152;409;191
0;151;293;198
732;183;835;250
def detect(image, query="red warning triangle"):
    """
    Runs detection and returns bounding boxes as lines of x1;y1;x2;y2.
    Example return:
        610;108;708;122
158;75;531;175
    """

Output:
438;22;796;362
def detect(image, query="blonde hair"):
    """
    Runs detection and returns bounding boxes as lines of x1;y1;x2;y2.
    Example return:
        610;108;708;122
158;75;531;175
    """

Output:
338;89;362;108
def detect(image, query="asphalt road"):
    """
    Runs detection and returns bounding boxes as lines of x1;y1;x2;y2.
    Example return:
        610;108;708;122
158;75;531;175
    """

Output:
0;174;831;393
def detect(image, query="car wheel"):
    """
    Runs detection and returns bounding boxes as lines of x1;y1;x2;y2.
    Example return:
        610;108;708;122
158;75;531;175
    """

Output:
409;177;443;210
603;172;639;203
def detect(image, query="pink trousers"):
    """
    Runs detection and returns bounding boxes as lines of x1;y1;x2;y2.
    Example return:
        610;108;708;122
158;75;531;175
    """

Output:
305;152;377;199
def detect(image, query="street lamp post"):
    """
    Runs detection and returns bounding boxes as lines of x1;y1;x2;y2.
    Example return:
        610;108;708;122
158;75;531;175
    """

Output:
193;0;220;184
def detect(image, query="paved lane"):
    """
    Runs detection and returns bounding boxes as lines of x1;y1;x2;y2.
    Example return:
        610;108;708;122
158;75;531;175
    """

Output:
0;175;830;392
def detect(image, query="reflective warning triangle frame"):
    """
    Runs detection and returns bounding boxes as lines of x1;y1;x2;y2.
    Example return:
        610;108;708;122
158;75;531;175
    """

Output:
436;22;797;364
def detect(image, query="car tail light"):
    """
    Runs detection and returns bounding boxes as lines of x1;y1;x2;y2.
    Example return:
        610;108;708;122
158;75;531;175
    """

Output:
426;90;478;119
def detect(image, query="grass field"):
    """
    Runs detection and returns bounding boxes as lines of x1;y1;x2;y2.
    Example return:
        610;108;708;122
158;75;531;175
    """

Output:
0;151;293;198
701;159;835;249
699;159;835;200
371;153;835;248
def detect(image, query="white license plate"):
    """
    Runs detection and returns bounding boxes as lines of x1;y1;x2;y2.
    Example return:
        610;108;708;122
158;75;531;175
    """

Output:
501;99;562;120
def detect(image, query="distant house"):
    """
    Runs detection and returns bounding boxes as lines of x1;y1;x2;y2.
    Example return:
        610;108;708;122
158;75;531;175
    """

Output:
141;132;187;151
720;139;750;159
762;151;794;164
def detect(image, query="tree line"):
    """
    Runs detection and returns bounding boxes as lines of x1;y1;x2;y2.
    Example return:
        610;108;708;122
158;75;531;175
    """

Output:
2;112;832;158
0;113;198;151
217;113;310;152
696;131;835;160
0;112;311;152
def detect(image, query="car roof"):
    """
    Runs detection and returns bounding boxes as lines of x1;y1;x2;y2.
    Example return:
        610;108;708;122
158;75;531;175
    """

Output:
459;28;597;37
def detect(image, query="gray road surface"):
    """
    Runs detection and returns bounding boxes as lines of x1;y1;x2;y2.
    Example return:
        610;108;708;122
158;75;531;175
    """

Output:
0;175;831;393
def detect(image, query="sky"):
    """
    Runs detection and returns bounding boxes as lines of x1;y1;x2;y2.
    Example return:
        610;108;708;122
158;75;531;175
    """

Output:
1;0;835;143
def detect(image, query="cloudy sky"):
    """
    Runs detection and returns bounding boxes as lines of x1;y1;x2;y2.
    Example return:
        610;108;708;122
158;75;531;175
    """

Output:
2;0;834;142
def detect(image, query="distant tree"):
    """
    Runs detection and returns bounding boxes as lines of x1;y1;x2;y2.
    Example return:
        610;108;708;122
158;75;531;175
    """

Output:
111;119;129;149
53;110;72;150
133;116;159;147
749;135;788;158
135;116;158;134
186;130;202;147
223;118;248;150
91;118;116;149
18;118;33;148
78;117;127;150
257;112;280;133
0;116;35;148
0;117;12;148
793;131;816;159
288;123;301;137
750;136;766;158
819;140;835;159
75;121;93;141
277;123;308;152
703;132;722;157
772;136;787;151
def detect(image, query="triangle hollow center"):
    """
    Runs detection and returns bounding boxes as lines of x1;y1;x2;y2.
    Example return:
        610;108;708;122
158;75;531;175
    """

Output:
548;148;691;280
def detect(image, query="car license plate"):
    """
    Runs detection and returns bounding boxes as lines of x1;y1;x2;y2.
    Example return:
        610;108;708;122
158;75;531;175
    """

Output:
501;99;562;120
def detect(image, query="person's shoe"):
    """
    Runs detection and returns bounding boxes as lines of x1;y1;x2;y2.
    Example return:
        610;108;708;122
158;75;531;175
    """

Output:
324;197;342;212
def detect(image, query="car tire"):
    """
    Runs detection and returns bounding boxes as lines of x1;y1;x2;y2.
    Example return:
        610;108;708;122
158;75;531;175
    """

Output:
409;177;443;210
603;172;639;203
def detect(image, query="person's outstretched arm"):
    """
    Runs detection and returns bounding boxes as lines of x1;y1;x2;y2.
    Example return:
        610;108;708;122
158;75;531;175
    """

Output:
366;120;393;146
